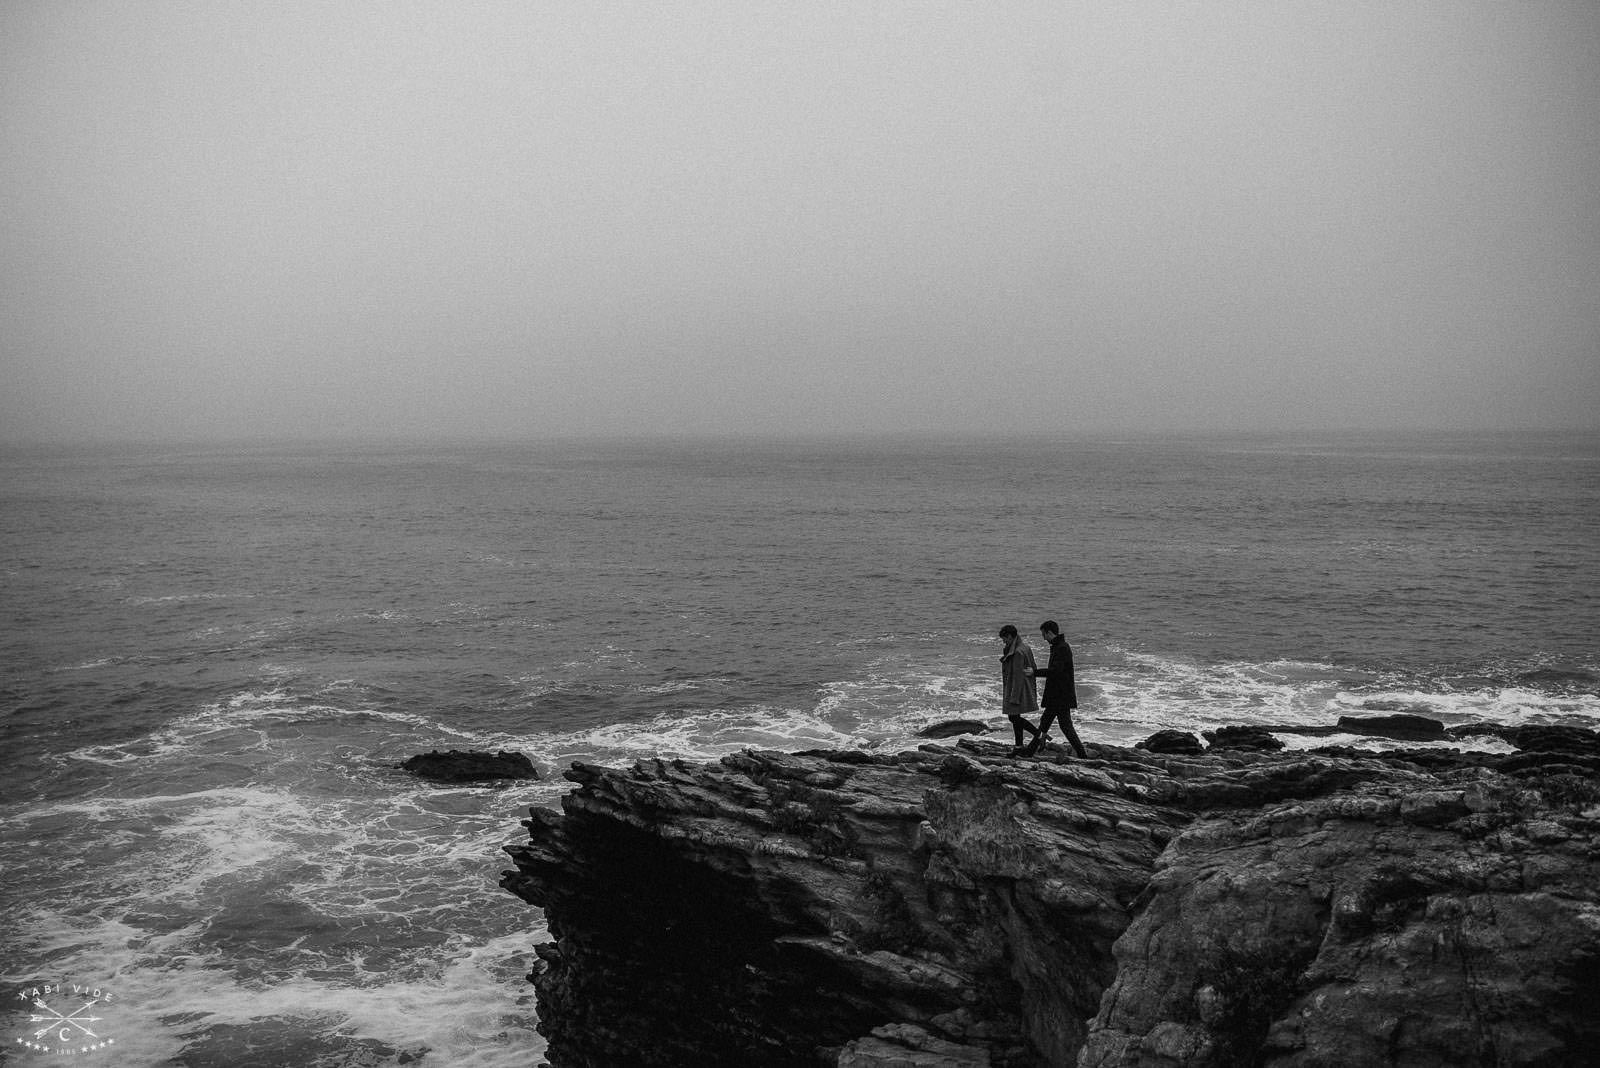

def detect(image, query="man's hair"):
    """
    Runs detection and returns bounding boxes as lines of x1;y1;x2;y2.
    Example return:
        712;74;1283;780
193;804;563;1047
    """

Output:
1039;620;1060;634
998;624;1018;639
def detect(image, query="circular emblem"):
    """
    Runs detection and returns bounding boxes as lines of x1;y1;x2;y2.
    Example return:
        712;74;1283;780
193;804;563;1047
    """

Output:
12;981;118;1056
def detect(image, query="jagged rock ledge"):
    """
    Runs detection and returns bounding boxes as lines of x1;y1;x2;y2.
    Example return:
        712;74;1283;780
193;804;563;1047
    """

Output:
501;732;1600;1067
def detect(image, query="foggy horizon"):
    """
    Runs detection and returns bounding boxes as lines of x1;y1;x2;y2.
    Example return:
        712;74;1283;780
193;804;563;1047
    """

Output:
4;3;1597;445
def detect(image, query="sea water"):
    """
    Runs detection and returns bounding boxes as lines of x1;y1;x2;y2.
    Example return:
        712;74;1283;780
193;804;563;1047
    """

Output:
2;431;1596;1066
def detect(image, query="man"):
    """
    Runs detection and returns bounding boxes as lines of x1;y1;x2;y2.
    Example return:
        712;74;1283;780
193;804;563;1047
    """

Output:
1026;620;1087;758
997;624;1042;755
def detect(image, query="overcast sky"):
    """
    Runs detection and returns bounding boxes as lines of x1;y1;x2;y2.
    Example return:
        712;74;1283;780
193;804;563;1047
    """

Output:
2;2;1596;442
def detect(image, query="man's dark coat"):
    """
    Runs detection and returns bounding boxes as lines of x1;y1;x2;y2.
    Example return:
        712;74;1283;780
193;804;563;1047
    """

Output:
1036;635;1078;710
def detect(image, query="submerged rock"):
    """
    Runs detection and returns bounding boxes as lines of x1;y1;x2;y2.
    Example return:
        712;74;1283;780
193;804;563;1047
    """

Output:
400;749;539;782
502;736;1600;1067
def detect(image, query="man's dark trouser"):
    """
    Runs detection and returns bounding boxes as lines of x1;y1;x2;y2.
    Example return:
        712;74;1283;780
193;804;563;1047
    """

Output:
1030;707;1087;758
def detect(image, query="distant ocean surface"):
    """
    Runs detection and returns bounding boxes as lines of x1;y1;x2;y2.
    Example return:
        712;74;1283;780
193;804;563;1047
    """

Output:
2;431;1596;1066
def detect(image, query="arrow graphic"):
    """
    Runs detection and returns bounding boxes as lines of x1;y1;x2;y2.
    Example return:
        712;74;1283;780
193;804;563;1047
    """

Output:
29;997;102;1040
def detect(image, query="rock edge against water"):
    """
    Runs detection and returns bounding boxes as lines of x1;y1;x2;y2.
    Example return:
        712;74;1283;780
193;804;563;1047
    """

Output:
502;721;1600;1067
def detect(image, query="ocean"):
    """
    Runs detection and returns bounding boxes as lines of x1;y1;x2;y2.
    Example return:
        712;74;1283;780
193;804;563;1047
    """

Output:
2;430;1596;1066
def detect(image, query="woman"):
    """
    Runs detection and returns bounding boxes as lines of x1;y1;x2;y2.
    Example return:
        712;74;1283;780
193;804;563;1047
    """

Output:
998;624;1041;755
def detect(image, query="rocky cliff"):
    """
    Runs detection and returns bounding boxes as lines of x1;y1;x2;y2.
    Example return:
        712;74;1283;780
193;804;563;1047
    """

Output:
501;727;1600;1067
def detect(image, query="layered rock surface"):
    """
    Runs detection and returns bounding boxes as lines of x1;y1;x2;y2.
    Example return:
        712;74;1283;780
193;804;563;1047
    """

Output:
501;733;1600;1067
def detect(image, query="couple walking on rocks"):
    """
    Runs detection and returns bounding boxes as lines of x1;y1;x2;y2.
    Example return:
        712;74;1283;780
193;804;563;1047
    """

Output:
999;621;1087;758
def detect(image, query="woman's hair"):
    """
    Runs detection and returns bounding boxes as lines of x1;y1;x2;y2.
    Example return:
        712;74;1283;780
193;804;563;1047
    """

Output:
998;624;1018;639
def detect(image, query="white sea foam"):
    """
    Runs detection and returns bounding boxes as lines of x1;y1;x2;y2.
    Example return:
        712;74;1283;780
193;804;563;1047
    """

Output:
477;669;1011;773
1275;733;1517;755
1087;654;1349;742
1;911;544;1067
5;731;553;1068
532;707;881;765
633;679;720;695
1341;686;1600;726
64;689;488;768
6;787;323;910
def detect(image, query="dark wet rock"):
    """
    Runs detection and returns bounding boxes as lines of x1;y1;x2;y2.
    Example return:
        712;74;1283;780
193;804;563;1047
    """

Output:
1335;713;1446;739
1494;734;1600;779
1080;769;1600;1067
1137;729;1205;755
1501;724;1600;755
399;749;539;782
1441;725;1600;779
1309;745;1500;774
502;740;1600;1067
1202;725;1284;752
916;719;993;739
1272;715;1447;743
1495;750;1600;779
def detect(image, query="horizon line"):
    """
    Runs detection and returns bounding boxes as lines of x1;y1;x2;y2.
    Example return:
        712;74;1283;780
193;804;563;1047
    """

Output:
4;424;1599;453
